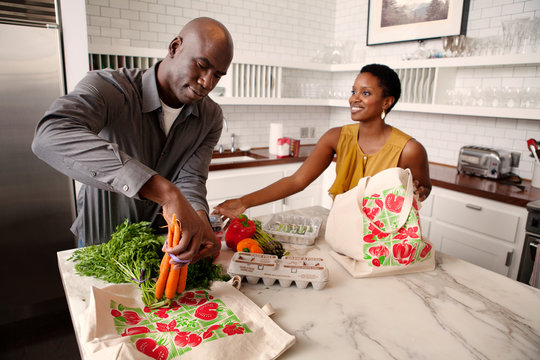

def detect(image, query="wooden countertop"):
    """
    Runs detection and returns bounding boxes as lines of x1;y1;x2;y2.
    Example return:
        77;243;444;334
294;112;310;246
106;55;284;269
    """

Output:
210;145;540;208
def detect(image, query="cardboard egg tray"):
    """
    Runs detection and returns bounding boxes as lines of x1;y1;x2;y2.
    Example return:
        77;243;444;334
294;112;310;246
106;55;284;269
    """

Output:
227;252;329;290
262;214;322;246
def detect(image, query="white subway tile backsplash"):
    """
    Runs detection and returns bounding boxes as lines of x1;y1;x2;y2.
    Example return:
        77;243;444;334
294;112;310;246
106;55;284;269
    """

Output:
110;18;129;29
493;0;515;5
502;2;526;14
474;0;495;10
482;6;503;18
88;0;109;7
496;118;518;128
90;36;111;45
101;27;121;38
129;1;148;12
148;4;166;14
111;38;131;47
86;5;100;16
109;0;129;9
120;9;139;20
524;0;540;11
87;25;100;36
89;15;111;27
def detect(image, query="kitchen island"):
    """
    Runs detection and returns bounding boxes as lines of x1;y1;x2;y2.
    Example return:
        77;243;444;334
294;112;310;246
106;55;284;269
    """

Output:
58;206;540;360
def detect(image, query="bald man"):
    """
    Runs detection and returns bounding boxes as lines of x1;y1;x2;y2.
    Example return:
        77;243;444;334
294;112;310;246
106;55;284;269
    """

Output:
32;17;234;262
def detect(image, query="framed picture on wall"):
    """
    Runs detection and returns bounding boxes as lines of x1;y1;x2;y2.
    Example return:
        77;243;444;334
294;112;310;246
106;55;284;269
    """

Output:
367;0;470;45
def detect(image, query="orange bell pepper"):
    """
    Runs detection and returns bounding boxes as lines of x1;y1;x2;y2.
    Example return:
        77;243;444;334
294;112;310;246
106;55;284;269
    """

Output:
236;238;264;253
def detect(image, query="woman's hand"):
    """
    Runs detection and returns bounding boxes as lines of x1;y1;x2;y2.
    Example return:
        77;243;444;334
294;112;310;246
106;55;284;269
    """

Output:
413;180;429;202
212;198;246;221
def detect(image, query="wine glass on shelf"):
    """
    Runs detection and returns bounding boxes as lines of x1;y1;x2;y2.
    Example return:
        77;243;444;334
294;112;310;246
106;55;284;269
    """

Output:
451;35;465;57
442;36;453;57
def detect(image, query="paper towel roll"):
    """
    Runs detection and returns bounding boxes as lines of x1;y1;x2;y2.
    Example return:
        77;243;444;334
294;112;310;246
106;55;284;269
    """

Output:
268;123;283;155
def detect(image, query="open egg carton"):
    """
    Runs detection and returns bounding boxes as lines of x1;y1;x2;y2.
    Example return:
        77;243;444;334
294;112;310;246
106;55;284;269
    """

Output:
262;214;322;246
228;252;328;290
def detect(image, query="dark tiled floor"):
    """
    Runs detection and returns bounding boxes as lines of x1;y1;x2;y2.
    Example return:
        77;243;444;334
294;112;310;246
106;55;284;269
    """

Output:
0;304;81;360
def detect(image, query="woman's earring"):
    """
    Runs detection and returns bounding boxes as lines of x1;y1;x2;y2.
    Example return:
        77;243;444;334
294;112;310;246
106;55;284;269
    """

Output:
381;110;386;120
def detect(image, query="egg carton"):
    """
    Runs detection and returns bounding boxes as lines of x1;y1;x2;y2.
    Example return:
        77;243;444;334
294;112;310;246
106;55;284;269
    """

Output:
227;252;328;290
262;214;322;246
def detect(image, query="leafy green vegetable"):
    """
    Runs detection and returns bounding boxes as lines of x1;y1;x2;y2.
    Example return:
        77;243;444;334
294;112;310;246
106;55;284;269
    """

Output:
69;219;230;307
68;220;163;305
186;257;230;290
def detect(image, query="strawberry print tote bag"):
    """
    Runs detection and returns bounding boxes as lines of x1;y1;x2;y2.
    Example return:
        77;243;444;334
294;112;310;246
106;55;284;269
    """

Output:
79;279;295;360
325;167;435;278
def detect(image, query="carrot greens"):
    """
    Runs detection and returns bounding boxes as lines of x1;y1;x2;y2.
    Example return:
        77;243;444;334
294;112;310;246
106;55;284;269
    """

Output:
68;220;163;305
68;219;230;308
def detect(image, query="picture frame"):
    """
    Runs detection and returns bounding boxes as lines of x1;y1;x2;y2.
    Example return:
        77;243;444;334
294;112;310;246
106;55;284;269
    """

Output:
367;0;470;45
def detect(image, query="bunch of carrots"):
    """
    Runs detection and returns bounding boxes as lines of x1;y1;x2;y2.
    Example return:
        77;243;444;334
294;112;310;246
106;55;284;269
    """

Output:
153;214;188;307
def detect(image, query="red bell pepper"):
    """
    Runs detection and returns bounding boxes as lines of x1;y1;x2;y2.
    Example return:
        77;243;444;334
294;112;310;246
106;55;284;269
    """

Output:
225;214;256;250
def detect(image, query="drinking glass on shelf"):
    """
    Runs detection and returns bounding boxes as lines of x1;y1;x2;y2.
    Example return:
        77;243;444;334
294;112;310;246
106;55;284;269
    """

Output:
450;35;465;57
521;87;538;109
487;87;503;107
442;36;453;57
471;86;485;107
502;86;520;108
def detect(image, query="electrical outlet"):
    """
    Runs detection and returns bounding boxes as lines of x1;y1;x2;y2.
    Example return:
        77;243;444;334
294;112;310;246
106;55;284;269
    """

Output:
309;127;315;138
300;127;309;138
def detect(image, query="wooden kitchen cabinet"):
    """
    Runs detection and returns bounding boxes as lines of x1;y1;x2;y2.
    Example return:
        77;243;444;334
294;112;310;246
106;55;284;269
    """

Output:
423;186;527;279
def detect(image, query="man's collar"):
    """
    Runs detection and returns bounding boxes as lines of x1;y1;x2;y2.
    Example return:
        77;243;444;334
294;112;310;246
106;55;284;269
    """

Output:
142;61;199;118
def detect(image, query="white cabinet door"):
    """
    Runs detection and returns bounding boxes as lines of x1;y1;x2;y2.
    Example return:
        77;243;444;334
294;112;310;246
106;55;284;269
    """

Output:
282;163;322;212
206;165;284;218
432;191;520;243
426;186;527;280
430;221;513;276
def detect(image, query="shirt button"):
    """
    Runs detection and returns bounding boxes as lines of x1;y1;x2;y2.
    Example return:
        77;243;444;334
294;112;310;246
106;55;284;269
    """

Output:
123;185;129;192
90;171;96;177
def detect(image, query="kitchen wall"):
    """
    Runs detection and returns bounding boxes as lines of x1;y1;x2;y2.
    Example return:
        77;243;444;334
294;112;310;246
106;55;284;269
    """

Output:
86;0;540;179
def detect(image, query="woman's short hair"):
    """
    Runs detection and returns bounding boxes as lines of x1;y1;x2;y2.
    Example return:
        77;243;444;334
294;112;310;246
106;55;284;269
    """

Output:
360;64;401;113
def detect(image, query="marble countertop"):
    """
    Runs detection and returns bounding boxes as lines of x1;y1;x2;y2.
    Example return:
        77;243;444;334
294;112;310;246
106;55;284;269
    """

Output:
58;206;540;359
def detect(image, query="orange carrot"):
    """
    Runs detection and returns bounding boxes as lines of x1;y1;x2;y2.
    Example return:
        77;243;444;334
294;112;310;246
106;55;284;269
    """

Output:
164;221;182;300
155;214;176;300
154;266;169;300
177;265;188;294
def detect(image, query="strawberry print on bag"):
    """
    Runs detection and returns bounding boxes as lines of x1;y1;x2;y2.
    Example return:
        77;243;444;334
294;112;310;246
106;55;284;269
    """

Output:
362;186;432;268
110;290;252;359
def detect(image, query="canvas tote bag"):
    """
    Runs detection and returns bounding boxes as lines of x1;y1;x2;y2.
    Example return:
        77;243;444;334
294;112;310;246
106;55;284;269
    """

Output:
325;167;435;278
79;277;295;360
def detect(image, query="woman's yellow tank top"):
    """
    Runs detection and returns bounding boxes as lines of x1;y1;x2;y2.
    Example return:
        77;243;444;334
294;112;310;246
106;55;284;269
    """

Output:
328;124;412;198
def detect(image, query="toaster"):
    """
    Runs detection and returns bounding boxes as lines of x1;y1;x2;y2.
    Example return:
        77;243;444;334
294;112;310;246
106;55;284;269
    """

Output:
457;146;512;179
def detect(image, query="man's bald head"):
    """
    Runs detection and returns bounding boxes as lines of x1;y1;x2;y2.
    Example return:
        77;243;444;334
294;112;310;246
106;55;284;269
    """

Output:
157;17;234;107
179;17;234;60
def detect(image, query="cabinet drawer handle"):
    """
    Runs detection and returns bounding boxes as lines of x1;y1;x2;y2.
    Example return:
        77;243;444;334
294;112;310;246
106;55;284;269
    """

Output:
465;204;482;211
505;251;513;267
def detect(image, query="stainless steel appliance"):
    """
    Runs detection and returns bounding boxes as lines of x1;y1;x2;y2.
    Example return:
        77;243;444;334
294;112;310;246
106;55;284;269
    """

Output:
0;1;75;324
517;199;540;286
457;145;512;179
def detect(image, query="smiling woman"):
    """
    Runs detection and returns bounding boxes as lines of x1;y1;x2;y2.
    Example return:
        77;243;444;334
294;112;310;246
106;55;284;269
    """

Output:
212;63;432;221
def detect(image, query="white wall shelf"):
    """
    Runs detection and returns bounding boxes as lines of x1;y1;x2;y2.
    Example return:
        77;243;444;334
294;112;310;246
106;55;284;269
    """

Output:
212;97;540;120
87;44;540;120
211;96;347;107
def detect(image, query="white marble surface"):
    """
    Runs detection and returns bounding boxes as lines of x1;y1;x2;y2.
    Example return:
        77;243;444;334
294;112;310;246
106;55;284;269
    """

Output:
58;206;540;360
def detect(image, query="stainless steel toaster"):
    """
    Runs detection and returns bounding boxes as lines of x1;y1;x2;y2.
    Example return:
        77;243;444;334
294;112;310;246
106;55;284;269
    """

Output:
457;146;512;179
